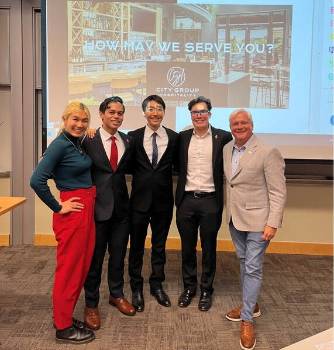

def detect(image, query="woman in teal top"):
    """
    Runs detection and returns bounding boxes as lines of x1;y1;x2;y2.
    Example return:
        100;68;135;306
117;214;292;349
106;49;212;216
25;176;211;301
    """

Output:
30;101;96;345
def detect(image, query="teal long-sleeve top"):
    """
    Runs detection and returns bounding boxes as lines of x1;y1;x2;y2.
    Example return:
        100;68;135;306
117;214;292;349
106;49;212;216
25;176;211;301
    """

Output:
30;131;92;212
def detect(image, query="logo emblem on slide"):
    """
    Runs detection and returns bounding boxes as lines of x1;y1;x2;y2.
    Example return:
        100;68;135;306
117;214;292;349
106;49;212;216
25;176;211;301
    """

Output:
167;67;186;87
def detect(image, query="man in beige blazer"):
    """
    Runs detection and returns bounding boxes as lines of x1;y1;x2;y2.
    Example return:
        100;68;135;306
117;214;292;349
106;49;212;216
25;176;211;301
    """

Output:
223;109;286;350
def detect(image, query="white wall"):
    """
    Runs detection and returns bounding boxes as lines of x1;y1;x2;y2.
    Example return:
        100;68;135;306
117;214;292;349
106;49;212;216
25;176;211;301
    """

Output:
32;179;333;245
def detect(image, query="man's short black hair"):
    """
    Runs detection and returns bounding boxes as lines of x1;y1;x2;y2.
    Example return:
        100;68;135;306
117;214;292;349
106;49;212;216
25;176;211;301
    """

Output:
142;95;166;112
99;96;125;113
188;96;212;111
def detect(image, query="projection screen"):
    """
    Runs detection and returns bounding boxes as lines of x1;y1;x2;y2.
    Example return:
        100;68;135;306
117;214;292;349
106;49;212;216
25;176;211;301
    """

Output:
43;0;333;160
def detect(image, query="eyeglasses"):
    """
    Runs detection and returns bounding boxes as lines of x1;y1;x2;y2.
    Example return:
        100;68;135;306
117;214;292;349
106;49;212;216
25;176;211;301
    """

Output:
190;110;209;117
146;107;164;113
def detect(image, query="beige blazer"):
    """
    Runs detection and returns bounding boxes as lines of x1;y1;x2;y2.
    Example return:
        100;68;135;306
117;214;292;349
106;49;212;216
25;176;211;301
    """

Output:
223;135;287;232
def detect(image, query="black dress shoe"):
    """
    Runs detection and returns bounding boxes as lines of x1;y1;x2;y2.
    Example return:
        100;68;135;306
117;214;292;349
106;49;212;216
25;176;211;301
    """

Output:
132;290;145;312
198;290;212;311
178;288;196;308
56;325;95;344
53;318;86;330
72;318;86;329
150;288;171;307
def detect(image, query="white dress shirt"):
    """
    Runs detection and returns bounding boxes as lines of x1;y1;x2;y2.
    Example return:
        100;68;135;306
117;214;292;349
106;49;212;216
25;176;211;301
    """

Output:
99;126;125;163
231;134;254;176
185;126;215;192
143;125;168;165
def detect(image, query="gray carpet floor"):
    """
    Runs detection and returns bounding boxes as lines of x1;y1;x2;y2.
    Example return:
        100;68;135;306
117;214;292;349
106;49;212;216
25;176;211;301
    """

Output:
0;246;332;350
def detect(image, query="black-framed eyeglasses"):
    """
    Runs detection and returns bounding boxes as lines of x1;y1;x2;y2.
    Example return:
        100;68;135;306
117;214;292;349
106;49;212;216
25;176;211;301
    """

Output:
190;110;209;117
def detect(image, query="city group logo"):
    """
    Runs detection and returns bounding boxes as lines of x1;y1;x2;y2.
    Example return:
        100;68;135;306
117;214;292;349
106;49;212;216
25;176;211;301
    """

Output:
167;67;186;87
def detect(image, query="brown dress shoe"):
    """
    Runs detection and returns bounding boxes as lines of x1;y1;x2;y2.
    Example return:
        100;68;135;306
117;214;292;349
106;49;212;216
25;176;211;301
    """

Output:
240;321;256;350
84;307;101;330
226;303;261;322
109;296;136;316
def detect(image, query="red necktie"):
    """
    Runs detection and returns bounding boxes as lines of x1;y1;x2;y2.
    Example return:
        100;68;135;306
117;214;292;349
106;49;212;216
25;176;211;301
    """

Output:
110;136;118;172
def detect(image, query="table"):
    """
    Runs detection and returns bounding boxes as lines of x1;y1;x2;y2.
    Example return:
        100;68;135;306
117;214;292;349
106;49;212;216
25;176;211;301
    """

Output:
0;197;26;216
280;327;333;349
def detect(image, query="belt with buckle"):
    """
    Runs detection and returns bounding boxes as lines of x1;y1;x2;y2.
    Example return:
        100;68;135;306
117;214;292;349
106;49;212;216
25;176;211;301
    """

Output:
185;191;216;198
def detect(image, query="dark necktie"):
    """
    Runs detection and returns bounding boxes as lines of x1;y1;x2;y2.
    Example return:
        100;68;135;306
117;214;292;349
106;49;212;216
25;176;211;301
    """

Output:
152;132;158;168
110;136;118;172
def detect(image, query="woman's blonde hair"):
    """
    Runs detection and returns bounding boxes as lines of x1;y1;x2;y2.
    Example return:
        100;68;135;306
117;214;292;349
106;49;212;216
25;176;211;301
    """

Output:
58;101;91;134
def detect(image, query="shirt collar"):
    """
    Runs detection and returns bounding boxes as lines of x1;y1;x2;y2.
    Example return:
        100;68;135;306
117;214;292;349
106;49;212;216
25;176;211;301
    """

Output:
233;134;254;151
62;130;80;144
193;125;212;138
145;125;164;138
100;126;120;141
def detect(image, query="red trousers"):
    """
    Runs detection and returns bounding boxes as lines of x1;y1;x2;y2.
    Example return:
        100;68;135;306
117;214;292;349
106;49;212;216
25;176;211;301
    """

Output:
52;187;96;330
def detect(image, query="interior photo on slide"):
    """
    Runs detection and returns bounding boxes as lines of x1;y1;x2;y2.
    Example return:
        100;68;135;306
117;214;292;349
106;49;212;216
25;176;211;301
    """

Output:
68;3;292;111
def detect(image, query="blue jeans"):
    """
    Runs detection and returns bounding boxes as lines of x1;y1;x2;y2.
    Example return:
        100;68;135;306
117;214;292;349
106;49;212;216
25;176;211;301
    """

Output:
229;221;269;322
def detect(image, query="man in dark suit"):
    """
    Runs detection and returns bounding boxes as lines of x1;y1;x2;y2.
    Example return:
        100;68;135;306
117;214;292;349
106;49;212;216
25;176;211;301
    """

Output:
128;95;178;312
175;96;232;311
83;96;135;331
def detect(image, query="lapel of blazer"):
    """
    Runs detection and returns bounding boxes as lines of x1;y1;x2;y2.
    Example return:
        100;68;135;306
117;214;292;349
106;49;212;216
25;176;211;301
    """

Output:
117;131;130;169
211;126;220;170
94;128;112;171
224;141;234;181
183;129;193;170
137;127;153;167
157;126;172;166
232;134;258;180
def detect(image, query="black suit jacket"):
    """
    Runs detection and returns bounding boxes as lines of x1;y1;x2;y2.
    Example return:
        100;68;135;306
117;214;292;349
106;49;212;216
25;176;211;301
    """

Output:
175;126;232;211
83;128;131;221
128;126;178;213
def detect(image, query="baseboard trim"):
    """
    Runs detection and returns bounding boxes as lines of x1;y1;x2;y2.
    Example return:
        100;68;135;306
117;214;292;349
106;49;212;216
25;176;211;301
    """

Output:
0;234;9;246
34;233;57;246
33;233;333;256
265;241;333;255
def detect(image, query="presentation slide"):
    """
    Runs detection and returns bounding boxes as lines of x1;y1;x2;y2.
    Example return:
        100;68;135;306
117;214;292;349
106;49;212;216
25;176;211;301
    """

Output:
45;0;333;159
